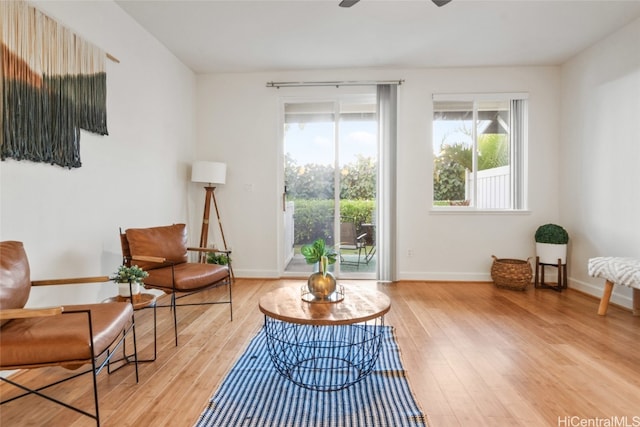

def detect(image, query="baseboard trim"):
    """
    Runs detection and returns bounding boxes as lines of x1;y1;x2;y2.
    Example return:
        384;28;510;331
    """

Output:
397;272;492;282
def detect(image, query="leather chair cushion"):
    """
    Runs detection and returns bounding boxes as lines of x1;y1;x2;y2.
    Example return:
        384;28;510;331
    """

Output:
0;241;32;326
0;302;133;369
125;224;188;271
144;263;229;292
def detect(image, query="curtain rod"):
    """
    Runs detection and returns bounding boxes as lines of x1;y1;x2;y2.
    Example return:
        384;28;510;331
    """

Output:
266;80;404;89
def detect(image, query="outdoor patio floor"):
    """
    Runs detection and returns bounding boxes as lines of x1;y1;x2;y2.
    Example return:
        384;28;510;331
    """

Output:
285;252;376;275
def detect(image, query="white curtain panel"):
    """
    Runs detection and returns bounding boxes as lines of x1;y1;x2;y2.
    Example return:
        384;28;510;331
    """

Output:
510;99;528;210
376;84;398;282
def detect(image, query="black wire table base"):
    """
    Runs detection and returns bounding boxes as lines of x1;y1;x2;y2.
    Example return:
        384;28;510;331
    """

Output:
262;316;385;392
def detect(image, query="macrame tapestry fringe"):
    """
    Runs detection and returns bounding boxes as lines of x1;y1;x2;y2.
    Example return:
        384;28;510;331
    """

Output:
1;0;108;169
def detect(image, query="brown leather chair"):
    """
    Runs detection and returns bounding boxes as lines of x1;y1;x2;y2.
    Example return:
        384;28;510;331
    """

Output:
120;224;232;345
0;241;138;426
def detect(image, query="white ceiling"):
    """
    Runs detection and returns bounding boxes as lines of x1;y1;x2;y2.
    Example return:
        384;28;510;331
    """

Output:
116;0;640;74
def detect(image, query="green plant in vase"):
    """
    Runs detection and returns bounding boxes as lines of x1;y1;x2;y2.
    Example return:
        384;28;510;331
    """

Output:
534;223;569;244
300;239;337;299
110;264;149;297
207;252;230;265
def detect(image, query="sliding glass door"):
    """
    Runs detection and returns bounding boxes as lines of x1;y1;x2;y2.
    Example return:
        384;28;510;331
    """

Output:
282;96;377;279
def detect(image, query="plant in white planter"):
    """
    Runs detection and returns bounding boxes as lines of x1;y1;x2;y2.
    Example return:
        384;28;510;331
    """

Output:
534;223;569;265
110;264;149;297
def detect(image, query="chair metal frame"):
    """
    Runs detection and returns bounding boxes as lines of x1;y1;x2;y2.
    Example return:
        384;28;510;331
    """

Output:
161;254;232;346
339;222;374;268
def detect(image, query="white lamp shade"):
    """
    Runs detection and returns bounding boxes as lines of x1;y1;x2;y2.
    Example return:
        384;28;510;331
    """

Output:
191;161;226;185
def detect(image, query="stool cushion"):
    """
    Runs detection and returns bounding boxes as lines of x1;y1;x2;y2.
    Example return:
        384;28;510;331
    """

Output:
588;257;640;289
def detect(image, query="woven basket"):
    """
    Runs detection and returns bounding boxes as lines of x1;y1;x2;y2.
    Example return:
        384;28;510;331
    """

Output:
491;255;532;291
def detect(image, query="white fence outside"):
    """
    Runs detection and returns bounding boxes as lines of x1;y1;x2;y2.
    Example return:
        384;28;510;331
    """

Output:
466;165;510;209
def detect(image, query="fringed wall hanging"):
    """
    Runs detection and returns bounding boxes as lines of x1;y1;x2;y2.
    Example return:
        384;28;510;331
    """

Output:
1;0;111;169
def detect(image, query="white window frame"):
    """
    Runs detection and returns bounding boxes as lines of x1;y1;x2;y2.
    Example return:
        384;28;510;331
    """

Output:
431;92;529;212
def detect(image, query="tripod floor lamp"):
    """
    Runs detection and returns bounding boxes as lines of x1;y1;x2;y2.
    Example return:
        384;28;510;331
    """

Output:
191;161;228;252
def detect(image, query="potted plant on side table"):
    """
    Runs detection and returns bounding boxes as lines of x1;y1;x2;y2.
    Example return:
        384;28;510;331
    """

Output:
111;264;149;298
534;223;569;290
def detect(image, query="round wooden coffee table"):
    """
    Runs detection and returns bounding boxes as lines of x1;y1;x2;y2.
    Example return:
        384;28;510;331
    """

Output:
258;285;391;391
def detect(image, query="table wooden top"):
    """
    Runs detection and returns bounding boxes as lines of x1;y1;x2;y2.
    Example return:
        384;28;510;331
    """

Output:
259;286;390;326
103;293;157;310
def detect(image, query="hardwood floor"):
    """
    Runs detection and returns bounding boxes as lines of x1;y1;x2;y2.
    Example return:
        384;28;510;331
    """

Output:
1;279;639;426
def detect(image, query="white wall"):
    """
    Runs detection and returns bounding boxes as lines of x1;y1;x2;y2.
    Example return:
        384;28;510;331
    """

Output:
0;1;196;306
195;66;562;281
560;17;640;308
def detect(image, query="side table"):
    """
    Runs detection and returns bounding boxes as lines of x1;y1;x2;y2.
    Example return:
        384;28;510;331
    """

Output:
104;293;157;369
534;256;568;292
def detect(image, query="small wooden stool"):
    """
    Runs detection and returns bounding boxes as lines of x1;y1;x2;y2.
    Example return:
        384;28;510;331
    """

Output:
588;257;640;316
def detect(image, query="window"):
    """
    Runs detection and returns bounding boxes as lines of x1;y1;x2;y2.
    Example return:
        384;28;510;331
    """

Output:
432;94;528;210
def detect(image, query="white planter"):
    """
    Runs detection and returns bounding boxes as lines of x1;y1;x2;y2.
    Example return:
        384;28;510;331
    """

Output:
536;243;567;265
117;281;141;297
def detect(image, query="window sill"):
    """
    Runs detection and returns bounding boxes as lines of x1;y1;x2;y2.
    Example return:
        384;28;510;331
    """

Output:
429;208;532;215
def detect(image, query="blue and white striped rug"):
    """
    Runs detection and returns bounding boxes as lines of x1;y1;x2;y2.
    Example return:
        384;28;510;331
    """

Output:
194;325;428;427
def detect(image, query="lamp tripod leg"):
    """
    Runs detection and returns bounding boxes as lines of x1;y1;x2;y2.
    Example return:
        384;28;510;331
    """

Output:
211;191;235;281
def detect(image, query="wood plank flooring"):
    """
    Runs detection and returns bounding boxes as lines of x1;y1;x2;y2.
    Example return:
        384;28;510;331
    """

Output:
1;279;639;426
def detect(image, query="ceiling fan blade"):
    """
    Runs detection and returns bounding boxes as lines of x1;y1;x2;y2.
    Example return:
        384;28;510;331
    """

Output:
339;0;360;7
339;0;449;8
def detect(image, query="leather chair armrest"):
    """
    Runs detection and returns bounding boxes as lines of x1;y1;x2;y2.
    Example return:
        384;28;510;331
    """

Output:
130;255;167;264
0;306;63;321
31;276;110;286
